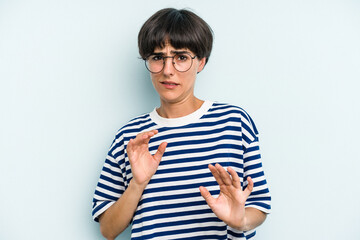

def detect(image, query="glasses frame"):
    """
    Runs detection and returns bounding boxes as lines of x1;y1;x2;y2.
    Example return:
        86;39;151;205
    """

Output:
144;52;197;74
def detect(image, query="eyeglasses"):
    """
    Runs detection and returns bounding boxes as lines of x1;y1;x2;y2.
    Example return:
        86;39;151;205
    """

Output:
144;52;197;73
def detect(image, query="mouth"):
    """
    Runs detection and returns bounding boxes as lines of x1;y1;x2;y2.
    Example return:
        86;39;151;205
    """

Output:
161;81;179;86
160;81;179;89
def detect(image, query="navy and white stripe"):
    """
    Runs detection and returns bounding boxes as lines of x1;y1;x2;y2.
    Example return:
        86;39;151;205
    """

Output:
92;101;271;239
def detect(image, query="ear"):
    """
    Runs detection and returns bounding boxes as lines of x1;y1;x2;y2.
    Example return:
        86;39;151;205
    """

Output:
197;57;206;73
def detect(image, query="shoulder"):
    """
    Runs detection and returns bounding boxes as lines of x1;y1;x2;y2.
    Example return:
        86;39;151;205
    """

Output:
116;112;156;137
208;102;259;136
108;112;154;149
209;102;253;122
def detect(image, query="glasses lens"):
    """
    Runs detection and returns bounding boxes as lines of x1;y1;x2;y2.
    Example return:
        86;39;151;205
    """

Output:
145;55;164;73
173;53;193;72
145;53;194;73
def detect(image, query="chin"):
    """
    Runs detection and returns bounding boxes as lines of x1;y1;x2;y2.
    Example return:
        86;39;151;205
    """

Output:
160;97;180;104
159;94;184;104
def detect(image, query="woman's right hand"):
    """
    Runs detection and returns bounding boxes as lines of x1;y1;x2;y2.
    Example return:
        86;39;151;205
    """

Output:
126;130;167;188
99;130;166;239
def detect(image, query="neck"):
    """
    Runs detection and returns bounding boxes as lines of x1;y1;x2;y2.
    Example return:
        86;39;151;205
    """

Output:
157;97;204;118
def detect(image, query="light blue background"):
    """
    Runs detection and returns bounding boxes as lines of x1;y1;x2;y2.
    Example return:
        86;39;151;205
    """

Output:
1;0;359;239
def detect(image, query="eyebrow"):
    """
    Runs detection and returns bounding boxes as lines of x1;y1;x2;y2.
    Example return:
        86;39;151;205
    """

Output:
151;50;190;55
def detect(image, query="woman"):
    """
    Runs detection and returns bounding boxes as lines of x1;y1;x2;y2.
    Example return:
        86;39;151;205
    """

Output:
92;8;271;240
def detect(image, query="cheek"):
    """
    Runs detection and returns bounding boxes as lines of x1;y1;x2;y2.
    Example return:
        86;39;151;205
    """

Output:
187;68;198;82
183;73;197;88
150;74;159;86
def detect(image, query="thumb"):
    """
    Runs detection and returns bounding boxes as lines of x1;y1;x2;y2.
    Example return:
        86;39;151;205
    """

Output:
153;142;167;162
243;176;254;198
199;186;215;207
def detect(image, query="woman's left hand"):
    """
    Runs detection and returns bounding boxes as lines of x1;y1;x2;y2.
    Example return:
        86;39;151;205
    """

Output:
199;163;254;231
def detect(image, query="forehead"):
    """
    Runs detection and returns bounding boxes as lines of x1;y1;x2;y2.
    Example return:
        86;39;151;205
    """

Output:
153;43;192;54
153;40;190;53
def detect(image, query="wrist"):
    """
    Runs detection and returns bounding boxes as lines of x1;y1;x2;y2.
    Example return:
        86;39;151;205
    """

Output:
129;179;148;193
231;208;266;232
229;216;248;232
238;216;249;231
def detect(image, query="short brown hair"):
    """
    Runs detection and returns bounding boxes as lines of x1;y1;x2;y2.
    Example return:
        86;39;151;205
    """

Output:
138;8;214;65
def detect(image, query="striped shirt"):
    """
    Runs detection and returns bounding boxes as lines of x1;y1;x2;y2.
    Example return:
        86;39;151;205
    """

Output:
92;101;271;239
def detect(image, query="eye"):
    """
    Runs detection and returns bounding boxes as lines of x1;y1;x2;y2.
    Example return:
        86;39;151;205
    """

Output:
176;54;189;61
150;55;163;61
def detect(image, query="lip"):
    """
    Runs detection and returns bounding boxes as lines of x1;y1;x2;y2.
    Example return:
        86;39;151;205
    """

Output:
160;81;179;89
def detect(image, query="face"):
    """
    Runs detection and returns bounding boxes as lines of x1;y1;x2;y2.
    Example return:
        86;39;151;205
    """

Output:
149;43;206;105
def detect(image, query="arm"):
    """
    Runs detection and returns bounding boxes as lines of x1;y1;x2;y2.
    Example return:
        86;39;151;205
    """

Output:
199;163;267;231
99;130;167;240
241;207;267;231
99;179;146;240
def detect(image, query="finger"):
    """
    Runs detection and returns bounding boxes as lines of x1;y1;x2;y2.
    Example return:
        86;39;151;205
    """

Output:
208;164;224;186
142;129;158;140
135;129;158;145
227;167;241;189
127;138;133;147
144;129;158;138
199;186;216;207
243;176;254;198
126;139;137;163
215;163;232;186
126;138;135;152
153;142;167;162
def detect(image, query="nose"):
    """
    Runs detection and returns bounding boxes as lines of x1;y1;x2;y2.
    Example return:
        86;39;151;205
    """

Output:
163;57;175;76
